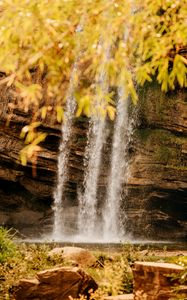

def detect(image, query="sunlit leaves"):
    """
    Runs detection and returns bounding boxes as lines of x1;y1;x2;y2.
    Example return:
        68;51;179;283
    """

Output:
106;105;116;120
157;58;169;92
41;106;48;120
170;55;187;88
1;0;186;110
20;122;47;173
0;0;186;95
132;0;187;92
0;0;186;166
15;83;42;110
56;106;64;123
75;95;91;117
20;122;41;140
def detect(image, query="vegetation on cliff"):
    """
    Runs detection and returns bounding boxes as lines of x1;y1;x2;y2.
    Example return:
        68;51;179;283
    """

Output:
0;0;186;163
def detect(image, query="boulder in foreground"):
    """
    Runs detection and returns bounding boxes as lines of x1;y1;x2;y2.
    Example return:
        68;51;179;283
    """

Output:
14;266;98;300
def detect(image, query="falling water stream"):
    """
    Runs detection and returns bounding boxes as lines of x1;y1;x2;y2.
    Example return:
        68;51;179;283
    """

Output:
103;90;133;241
102;11;135;242
52;70;77;239
52;23;134;242
77;116;106;240
52;24;83;240
77;46;109;241
52;60;134;242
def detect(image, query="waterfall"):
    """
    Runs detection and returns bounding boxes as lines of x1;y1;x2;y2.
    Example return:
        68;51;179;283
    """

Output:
103;88;133;241
78;116;106;239
52;22;84;240
51;21;135;242
102;11;135;241
77;46;109;241
52;68;77;239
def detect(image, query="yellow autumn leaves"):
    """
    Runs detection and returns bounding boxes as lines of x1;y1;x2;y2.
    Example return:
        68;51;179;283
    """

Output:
0;0;186;166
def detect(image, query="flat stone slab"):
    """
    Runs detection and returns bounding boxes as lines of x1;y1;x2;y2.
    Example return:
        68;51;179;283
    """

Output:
104;295;134;300
134;261;183;271
133;261;186;300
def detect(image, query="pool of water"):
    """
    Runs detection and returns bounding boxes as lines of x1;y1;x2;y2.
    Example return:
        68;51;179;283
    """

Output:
14;227;187;251
16;238;187;252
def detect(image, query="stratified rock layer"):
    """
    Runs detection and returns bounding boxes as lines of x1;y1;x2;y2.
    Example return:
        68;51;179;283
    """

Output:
0;84;87;236
0;82;186;240
125;84;187;240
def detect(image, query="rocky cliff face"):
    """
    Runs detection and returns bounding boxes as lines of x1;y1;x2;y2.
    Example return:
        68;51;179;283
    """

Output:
0;83;186;241
0;84;88;237
126;84;187;241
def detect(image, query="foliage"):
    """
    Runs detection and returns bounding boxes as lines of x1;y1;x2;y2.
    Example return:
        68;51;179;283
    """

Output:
0;0;186;163
0;243;147;299
92;254;133;296
178;256;187;283
89;245;152;298
0;242;64;298
0;227;17;264
132;0;187;91
171;256;187;299
1;241;186;299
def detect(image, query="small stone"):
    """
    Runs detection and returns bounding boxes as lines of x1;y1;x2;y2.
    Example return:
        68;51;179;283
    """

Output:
140;250;148;256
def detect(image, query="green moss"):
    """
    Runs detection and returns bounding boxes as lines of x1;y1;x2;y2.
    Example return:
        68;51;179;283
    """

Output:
139;81;187;124
154;134;182;165
137;128;179;144
136;128;186;168
77;136;87;142
156;145;171;164
165;165;187;171
136;129;152;142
